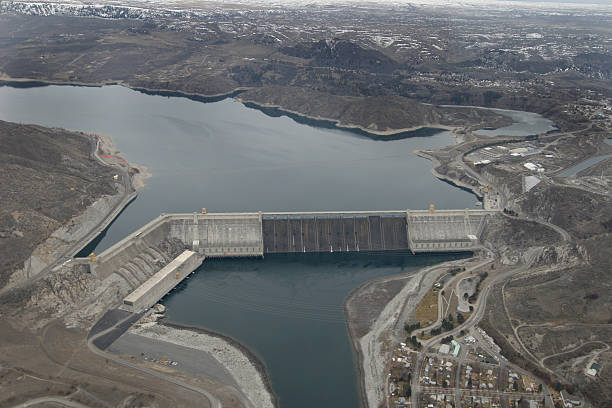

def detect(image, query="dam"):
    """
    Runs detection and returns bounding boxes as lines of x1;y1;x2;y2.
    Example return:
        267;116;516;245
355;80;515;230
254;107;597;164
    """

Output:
0;84;551;408
80;208;498;312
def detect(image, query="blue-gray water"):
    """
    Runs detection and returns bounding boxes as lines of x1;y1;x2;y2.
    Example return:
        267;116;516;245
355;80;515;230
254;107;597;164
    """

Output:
555;138;612;177
163;252;469;408
0;84;546;408
474;108;555;137
0;84;478;252
439;105;556;137
556;153;612;177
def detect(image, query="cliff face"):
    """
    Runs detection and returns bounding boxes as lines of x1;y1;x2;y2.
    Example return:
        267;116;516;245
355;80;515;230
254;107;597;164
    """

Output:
0;120;117;289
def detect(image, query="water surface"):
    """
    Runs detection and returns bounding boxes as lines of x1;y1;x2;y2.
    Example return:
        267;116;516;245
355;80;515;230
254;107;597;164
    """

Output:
163;252;469;408
0;84;476;252
556;153;612;178
439;104;556;137
0;84;515;408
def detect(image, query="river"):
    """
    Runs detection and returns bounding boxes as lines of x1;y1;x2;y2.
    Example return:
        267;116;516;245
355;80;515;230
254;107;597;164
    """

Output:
0;83;544;408
439;105;556;137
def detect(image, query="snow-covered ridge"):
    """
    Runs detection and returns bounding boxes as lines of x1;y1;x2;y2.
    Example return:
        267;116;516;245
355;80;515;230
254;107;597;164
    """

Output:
0;0;206;19
1;0;610;21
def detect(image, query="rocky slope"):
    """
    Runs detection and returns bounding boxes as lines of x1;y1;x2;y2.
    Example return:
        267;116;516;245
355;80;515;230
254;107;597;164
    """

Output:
0;120;117;289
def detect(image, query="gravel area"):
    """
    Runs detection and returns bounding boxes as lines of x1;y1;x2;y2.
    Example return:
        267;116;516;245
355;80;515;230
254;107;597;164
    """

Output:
109;332;239;387
130;322;275;408
356;271;425;408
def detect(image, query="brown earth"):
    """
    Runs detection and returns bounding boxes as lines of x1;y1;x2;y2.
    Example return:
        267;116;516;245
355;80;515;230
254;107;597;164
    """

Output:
237;86;512;134
1;13;602;137
0;120;245;408
0;120;116;290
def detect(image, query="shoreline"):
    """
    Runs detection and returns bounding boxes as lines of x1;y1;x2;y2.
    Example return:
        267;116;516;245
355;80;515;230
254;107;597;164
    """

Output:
0;75;453;140
0;75;249;100
153;320;278;408
0;123;145;295
238;98;454;140
2;76;498;407
343;271;425;408
414;149;484;199
91;131;152;191
344;259;471;408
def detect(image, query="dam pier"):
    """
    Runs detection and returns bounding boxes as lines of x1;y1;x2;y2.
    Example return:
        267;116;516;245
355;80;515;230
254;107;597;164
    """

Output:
78;209;498;313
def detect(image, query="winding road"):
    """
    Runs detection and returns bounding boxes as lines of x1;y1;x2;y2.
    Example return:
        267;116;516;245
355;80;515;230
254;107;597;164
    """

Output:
87;314;222;408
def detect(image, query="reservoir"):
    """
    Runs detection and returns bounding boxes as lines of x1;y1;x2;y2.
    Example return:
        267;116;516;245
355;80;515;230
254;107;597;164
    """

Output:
0;84;540;408
0;84;476;252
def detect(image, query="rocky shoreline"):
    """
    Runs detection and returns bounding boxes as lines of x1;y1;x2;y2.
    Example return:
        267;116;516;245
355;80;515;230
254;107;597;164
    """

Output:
344;267;437;408
237;98;454;140
1;75;454;141
131;321;277;408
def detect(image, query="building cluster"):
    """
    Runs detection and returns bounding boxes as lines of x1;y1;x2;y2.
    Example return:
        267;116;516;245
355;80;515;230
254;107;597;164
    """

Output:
421;392;455;408
508;398;544;408
584;361;600;377
563;94;612;127
460;395;501;407
506;372;538;393
467;143;542;168
438;340;460;358
462;363;498;390
388;346;416;405
420;356;457;388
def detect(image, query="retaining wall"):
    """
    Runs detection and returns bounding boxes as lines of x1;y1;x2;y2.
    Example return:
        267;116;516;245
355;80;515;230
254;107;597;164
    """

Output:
121;250;203;313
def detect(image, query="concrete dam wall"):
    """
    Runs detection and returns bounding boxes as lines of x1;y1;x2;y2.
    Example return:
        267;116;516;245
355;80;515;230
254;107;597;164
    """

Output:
88;210;498;282
261;210;495;254
168;213;263;258
122;250;203;313
90;213;264;281
80;209;498;313
407;209;492;253
262;212;409;253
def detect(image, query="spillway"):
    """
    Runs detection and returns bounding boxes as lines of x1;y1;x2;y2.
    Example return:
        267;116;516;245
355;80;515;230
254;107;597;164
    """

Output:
82;208;499;307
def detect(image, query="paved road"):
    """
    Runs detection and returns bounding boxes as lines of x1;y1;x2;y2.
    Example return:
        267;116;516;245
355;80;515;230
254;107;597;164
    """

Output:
517;214;572;242
10;396;92;408
422;386;549;399
87;314;223;408
0;135;137;298
541;341;610;367
109;332;240;390
453;135;574;244
410;254;556;407
87;316;222;408
405;249;495;339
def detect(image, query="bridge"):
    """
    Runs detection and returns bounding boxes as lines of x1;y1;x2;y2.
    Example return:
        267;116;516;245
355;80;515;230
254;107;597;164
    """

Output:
78;209;498;313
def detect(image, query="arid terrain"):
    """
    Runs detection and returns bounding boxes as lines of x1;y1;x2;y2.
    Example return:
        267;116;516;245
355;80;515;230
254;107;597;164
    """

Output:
0;0;611;407
0;122;250;408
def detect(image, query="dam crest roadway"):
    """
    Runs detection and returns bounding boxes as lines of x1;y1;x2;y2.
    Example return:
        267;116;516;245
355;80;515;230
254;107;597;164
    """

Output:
78;208;499;313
